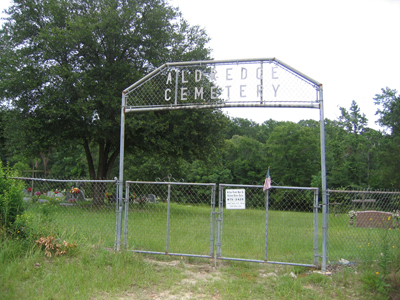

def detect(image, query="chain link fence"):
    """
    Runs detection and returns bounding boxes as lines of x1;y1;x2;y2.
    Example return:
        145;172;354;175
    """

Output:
217;184;320;267
16;176;400;268
328;189;400;264
123;181;216;258
12;177;119;248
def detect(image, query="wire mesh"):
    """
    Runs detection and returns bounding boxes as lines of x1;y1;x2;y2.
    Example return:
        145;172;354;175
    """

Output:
13;177;118;248
328;189;400;264
124;181;216;258
124;59;321;111
218;184;319;266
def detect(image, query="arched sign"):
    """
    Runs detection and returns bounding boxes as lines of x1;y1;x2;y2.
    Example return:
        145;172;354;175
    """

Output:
122;58;321;112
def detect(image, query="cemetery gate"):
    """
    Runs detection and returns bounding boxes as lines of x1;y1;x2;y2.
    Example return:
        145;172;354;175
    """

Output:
122;181;320;268
117;58;328;270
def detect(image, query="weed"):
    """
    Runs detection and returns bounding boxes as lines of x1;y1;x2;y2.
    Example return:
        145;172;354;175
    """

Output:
36;235;77;257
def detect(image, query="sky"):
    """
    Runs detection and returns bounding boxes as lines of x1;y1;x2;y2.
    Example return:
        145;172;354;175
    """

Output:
169;0;400;129
1;0;400;129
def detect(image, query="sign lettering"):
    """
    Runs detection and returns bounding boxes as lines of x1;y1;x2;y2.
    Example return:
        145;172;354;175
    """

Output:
164;65;282;102
226;189;246;209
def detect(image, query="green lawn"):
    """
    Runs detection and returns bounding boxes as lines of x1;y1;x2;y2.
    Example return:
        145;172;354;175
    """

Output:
4;201;399;299
22;201;400;268
125;203;318;266
328;213;400;263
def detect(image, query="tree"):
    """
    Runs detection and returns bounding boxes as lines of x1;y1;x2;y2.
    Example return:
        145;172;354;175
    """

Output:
266;122;320;187
0;108;7;164
339;100;368;135
0;0;225;187
335;101;369;187
374;87;400;136
224;117;260;141
222;135;268;184
374;88;400;188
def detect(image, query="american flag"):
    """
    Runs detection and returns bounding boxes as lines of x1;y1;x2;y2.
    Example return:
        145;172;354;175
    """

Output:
263;169;271;191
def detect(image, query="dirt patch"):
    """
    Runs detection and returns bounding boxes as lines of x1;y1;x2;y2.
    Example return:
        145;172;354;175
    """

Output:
115;259;222;300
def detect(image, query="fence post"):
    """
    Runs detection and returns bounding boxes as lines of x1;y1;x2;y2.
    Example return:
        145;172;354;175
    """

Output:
123;182;130;249
210;184;216;258
165;183;171;254
313;189;319;267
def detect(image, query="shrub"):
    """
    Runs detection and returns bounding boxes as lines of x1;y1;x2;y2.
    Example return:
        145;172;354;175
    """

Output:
0;162;24;234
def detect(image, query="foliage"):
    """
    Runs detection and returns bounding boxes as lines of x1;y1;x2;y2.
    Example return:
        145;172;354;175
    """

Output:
0;0;222;184
266;122;320;187
0;0;398;192
0;108;9;165
374;87;400;135
359;227;400;298
0;162;24;234
223;135;268;185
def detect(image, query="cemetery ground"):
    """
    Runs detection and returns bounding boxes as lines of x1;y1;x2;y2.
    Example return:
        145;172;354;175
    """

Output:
1;201;400;299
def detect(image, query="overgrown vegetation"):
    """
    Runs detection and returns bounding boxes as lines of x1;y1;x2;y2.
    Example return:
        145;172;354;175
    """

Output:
0;162;24;235
1;178;399;298
1;236;400;299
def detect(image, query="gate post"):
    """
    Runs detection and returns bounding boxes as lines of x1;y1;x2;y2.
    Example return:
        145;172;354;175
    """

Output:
210;184;216;258
319;86;328;272
216;184;224;259
116;92;127;251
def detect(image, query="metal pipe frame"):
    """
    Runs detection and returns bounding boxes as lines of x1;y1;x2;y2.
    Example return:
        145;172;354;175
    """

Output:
127;250;212;259
123;58;322;94
118;58;327;270
219;183;318;191
217;257;317;268
125;102;320;113
11;177;117;183
318;86;328;272
117;92;126;251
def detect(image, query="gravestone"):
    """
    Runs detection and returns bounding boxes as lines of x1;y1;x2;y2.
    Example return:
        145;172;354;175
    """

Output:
355;211;393;229
148;194;157;203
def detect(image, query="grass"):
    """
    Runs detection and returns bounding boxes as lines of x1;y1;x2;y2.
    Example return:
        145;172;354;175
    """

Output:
2;201;400;299
126;203;318;265
1;237;397;300
0;238;184;300
328;213;400;264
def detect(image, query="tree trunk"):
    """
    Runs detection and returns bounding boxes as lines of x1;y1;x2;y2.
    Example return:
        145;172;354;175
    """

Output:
92;181;107;206
83;138;119;205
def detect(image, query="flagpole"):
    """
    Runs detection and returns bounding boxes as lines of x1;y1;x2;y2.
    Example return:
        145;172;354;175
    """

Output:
264;166;271;261
264;188;269;261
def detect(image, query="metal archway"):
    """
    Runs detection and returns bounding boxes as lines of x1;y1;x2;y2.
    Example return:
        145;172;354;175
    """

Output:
116;58;327;271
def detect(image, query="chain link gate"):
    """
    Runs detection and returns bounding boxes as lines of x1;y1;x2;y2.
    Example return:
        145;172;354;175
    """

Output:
217;184;320;267
122;181;320;267
123;181;216;258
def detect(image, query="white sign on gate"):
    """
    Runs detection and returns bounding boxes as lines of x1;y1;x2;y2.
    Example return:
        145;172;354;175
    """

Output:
226;189;246;209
